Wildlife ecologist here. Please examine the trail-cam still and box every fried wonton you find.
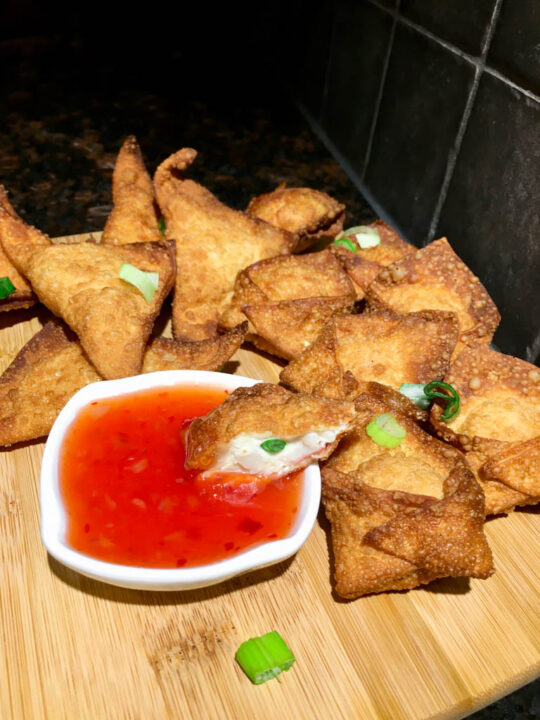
[0,184,50,280]
[353,381,429,424]
[185,383,356,478]
[0,207,176,379]
[365,238,500,355]
[322,395,493,598]
[219,250,355,358]
[429,345,540,514]
[0,318,248,445]
[153,148,294,341]
[242,296,354,360]
[101,136,162,245]
[0,244,35,311]
[0,322,101,446]
[331,220,414,300]
[246,184,345,252]
[141,322,247,373]
[280,310,459,399]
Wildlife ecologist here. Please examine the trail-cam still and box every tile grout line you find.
[320,9,340,124]
[483,66,540,103]
[365,0,539,102]
[425,0,505,243]
[361,0,400,180]
[294,97,413,242]
[366,0,478,65]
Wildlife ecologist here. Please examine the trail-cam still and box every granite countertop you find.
[0,33,537,720]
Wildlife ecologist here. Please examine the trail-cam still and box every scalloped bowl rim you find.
[40,370,321,590]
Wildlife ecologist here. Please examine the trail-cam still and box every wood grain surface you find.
[0,234,538,720]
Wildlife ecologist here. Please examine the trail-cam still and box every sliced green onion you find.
[399,383,431,410]
[354,227,381,249]
[0,277,16,300]
[158,217,166,235]
[236,631,295,684]
[336,225,381,249]
[333,237,357,253]
[260,438,286,454]
[424,381,460,422]
[119,263,159,303]
[366,413,406,449]
[337,225,371,238]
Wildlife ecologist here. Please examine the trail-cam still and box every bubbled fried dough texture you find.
[19,241,175,380]
[365,237,500,354]
[322,399,493,598]
[0,185,50,284]
[219,249,355,331]
[153,148,294,341]
[185,383,356,471]
[101,136,161,245]
[326,395,462,498]
[331,220,414,299]
[0,322,101,446]
[242,296,354,360]
[246,185,345,252]
[430,345,540,513]
[141,322,247,373]
[280,310,459,398]
[0,244,35,311]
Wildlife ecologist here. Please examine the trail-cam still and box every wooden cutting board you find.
[0,234,538,720]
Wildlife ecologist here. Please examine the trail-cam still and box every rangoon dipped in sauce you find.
[60,385,303,568]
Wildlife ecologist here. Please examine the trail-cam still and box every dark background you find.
[0,2,539,717]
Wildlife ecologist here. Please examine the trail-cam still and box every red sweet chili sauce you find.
[60,385,302,568]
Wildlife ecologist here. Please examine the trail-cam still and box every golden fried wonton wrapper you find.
[331,220,414,300]
[246,184,345,252]
[186,383,356,475]
[0,206,176,379]
[365,238,500,355]
[322,395,493,598]
[0,185,50,281]
[242,296,354,360]
[430,345,540,514]
[0,187,37,310]
[101,136,162,245]
[280,310,459,399]
[0,244,35,312]
[0,320,248,446]
[141,322,247,373]
[153,148,294,341]
[220,250,355,359]
[0,322,101,446]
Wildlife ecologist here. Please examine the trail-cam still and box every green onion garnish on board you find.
[260,438,287,454]
[235,631,295,684]
[158,217,166,236]
[366,413,406,449]
[424,381,460,422]
[399,383,431,410]
[118,264,159,303]
[333,237,357,253]
[0,277,16,300]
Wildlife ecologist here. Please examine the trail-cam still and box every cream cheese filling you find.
[205,425,348,477]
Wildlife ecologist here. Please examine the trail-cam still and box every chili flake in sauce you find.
[60,385,301,568]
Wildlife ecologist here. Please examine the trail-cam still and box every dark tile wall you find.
[295,0,540,364]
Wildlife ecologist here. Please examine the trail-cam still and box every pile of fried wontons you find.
[0,136,538,599]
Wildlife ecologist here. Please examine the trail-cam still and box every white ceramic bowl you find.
[40,370,321,591]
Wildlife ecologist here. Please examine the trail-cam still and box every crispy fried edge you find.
[0,321,101,446]
[365,238,500,348]
[102,135,161,245]
[142,322,247,373]
[185,382,356,470]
